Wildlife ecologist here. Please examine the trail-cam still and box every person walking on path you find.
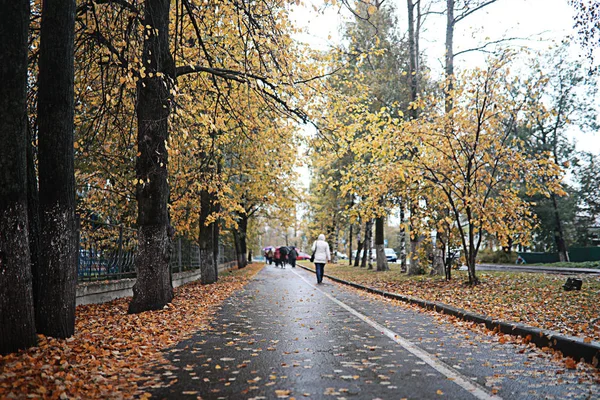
[288,246,298,268]
[274,247,282,267]
[280,246,289,268]
[311,234,331,284]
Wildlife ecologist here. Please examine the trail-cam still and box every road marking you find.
[292,269,502,400]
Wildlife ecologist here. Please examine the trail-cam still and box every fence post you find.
[117,225,123,275]
[178,237,182,273]
[76,214,81,279]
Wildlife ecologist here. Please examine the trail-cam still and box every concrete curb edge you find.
[298,264,600,369]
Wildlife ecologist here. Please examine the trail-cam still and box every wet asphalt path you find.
[151,265,599,399]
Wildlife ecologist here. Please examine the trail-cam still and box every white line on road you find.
[292,269,502,400]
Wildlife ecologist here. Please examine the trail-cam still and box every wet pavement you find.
[150,265,599,399]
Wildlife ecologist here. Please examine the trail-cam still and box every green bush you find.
[477,249,518,264]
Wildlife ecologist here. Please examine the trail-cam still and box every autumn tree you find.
[405,54,564,284]
[0,0,38,354]
[72,0,312,310]
[315,0,410,271]
[519,45,598,260]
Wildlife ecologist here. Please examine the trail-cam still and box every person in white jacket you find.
[311,234,331,284]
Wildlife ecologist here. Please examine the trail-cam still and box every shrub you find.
[477,249,518,264]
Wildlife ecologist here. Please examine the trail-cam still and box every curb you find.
[299,264,600,369]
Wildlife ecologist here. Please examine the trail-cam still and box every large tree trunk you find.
[199,188,217,284]
[36,0,78,336]
[551,193,569,262]
[0,0,38,354]
[375,217,389,271]
[27,124,42,315]
[128,0,175,313]
[232,214,248,269]
[237,215,248,268]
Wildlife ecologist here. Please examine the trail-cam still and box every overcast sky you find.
[290,0,599,156]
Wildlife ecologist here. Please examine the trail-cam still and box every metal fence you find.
[77,218,233,282]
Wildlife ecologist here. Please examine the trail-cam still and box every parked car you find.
[384,248,398,263]
[296,251,311,260]
[335,251,348,260]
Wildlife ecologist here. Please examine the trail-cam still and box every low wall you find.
[76,262,238,306]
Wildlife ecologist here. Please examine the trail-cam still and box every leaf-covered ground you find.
[0,264,262,399]
[315,263,600,342]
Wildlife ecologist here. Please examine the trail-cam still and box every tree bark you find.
[27,123,42,315]
[431,232,445,276]
[234,214,248,269]
[354,237,363,267]
[552,193,570,262]
[36,0,78,336]
[199,188,217,284]
[128,0,175,313]
[375,216,389,271]
[361,220,372,269]
[399,205,407,272]
[0,0,38,354]
[407,0,419,119]
[348,224,353,266]
[445,0,455,113]
[407,205,422,275]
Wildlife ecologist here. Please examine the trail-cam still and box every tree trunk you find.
[466,214,480,285]
[0,0,38,354]
[27,124,42,315]
[348,224,353,265]
[407,236,421,275]
[445,0,455,113]
[213,217,220,279]
[551,193,570,262]
[431,232,445,276]
[407,206,421,275]
[375,217,389,271]
[354,238,363,267]
[407,0,419,119]
[399,205,407,272]
[233,230,242,268]
[128,0,175,313]
[199,188,218,284]
[361,220,372,269]
[36,0,78,336]
[235,214,248,269]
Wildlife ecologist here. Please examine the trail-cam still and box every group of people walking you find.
[264,233,331,284]
[265,245,298,269]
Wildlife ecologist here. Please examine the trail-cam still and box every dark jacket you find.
[288,248,298,260]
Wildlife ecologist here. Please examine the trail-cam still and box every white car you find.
[384,248,398,262]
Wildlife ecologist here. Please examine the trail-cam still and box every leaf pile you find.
[321,264,600,342]
[0,264,262,399]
